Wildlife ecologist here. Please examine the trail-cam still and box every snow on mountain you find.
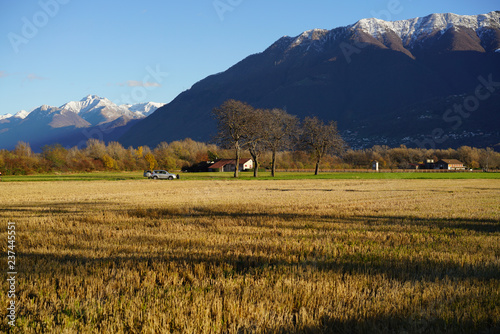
[60,95,132,124]
[56,95,167,125]
[352,11,500,47]
[289,29,329,49]
[60,94,115,114]
[1,95,165,126]
[0,95,167,150]
[0,110,31,122]
[59,95,165,120]
[28,105,61,120]
[282,11,500,53]
[14,110,30,119]
[120,102,166,117]
[283,27,349,53]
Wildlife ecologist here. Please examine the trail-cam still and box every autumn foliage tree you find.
[144,152,158,170]
[42,144,68,170]
[101,154,116,169]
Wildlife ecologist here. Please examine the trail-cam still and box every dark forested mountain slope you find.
[121,11,500,149]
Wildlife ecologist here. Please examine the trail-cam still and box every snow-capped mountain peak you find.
[82,94,100,101]
[1,95,165,129]
[276,11,500,57]
[14,110,30,119]
[1,110,30,122]
[61,95,115,114]
[30,105,58,117]
[0,95,167,149]
[287,29,330,50]
[57,95,165,119]
[296,29,329,42]
[352,11,500,47]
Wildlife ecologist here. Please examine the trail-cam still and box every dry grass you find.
[1,178,499,333]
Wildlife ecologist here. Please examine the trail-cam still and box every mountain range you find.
[0,95,164,150]
[120,11,500,149]
[2,11,499,151]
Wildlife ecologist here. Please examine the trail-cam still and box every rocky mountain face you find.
[0,95,165,150]
[121,11,500,149]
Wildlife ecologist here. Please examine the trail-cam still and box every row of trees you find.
[0,139,220,175]
[213,100,345,177]
[344,145,499,170]
[1,139,499,176]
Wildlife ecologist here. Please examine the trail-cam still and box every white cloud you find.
[26,73,47,81]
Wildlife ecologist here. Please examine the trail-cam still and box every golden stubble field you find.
[1,178,499,333]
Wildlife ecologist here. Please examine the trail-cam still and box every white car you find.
[146,170,178,180]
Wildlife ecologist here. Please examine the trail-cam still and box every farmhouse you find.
[417,159,465,170]
[435,159,466,170]
[208,159,253,172]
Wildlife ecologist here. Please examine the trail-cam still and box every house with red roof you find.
[208,159,253,172]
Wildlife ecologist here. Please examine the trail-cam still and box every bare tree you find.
[107,141,126,161]
[300,116,345,175]
[479,147,494,171]
[14,141,33,157]
[263,108,298,177]
[245,108,268,177]
[85,139,107,160]
[212,99,253,178]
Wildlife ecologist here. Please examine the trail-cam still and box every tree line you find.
[0,139,218,175]
[1,139,499,176]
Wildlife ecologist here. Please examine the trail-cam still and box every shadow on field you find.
[21,239,500,283]
[17,245,500,333]
[272,314,500,334]
[3,201,498,234]
[16,251,500,333]
[11,202,500,283]
[0,201,113,215]
[357,215,500,233]
[126,206,500,233]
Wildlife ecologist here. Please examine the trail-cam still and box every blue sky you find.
[0,0,498,115]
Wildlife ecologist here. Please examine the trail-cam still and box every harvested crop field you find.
[1,178,499,333]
